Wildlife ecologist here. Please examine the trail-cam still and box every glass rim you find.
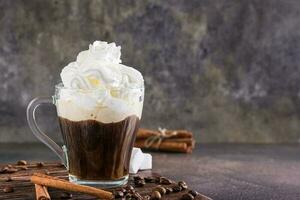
[55,82,144,91]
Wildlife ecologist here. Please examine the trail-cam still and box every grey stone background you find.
[1,0,300,143]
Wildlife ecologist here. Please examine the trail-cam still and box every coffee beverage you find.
[58,115,140,180]
[57,41,144,185]
[27,41,144,187]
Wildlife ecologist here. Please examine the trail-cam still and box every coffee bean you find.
[144,176,156,183]
[178,181,188,190]
[151,191,161,200]
[159,177,172,185]
[153,186,166,195]
[172,185,182,192]
[181,193,194,200]
[60,192,72,199]
[188,190,199,197]
[144,195,151,200]
[114,190,124,198]
[178,181,187,185]
[133,176,143,181]
[120,187,127,194]
[132,192,143,200]
[165,187,173,194]
[125,185,134,190]
[0,167,8,173]
[7,165,12,168]
[17,160,27,165]
[36,162,45,167]
[154,177,161,183]
[3,185,14,193]
[125,193,132,199]
[125,185,134,192]
[135,179,146,187]
[131,193,138,197]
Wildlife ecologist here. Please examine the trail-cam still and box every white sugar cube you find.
[129,147,145,174]
[140,153,152,170]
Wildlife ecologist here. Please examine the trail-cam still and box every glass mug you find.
[27,83,144,187]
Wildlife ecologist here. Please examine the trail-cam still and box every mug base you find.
[69,174,128,188]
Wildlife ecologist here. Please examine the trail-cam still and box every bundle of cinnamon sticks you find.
[134,128,196,153]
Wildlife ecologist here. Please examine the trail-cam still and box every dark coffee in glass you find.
[27,84,144,187]
[58,116,140,181]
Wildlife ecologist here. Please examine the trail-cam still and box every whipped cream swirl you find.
[57,41,144,123]
[61,41,143,90]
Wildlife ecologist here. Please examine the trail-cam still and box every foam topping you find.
[57,41,144,123]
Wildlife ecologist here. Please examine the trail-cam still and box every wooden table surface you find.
[1,143,300,200]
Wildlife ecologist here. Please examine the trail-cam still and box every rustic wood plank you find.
[0,162,212,200]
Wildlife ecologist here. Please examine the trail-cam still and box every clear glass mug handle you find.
[26,97,66,166]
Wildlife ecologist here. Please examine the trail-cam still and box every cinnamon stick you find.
[30,173,113,199]
[135,138,195,148]
[134,140,192,153]
[137,128,193,139]
[161,138,196,148]
[34,184,50,200]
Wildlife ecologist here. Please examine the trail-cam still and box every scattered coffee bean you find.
[165,187,173,194]
[188,190,199,197]
[144,176,156,183]
[60,192,72,199]
[172,185,182,192]
[181,193,194,200]
[132,192,143,200]
[178,181,188,190]
[133,175,143,181]
[7,165,12,168]
[125,185,134,192]
[151,191,161,200]
[6,168,18,173]
[135,179,146,187]
[125,193,132,199]
[153,186,166,195]
[3,185,14,193]
[159,177,172,185]
[17,160,27,165]
[114,190,124,198]
[36,162,45,167]
[125,185,134,190]
[120,187,127,194]
[0,167,9,173]
[154,177,161,183]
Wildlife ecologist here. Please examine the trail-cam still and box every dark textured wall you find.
[1,0,300,143]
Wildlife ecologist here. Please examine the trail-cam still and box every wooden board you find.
[0,162,212,200]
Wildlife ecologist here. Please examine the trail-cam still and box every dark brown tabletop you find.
[1,143,300,200]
